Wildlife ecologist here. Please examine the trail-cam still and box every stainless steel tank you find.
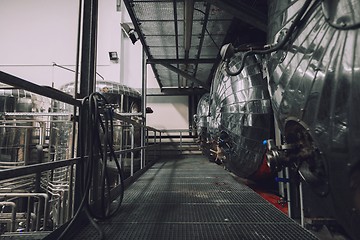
[194,93,211,156]
[0,87,45,168]
[0,88,40,194]
[195,93,210,137]
[0,85,73,231]
[59,81,142,177]
[209,53,273,178]
[60,80,141,112]
[266,0,360,238]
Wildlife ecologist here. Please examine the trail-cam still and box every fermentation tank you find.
[60,81,141,113]
[266,0,360,238]
[209,53,273,178]
[0,87,42,188]
[195,93,210,136]
[194,93,211,156]
[0,84,74,232]
[60,81,142,176]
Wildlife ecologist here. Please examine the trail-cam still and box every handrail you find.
[0,70,164,235]
[0,142,161,182]
[0,201,16,232]
[0,193,49,230]
[0,71,81,107]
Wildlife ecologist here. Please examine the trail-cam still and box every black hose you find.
[57,92,125,240]
[223,0,320,76]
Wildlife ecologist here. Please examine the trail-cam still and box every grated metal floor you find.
[72,155,319,240]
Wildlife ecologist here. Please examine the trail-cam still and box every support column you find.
[141,47,147,167]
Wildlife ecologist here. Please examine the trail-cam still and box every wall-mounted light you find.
[109,51,119,61]
[121,23,138,44]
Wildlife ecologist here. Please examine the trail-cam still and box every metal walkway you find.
[73,155,318,240]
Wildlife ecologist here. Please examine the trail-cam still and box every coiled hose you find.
[57,92,124,240]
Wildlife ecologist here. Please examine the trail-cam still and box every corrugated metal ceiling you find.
[123,0,267,95]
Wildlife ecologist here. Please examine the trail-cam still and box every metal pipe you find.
[130,125,134,177]
[0,201,17,232]
[4,113,72,117]
[67,164,74,219]
[173,0,181,85]
[23,129,30,166]
[299,182,305,227]
[0,158,79,181]
[180,131,183,154]
[173,0,179,60]
[79,0,98,98]
[184,0,194,57]
[154,131,157,159]
[274,118,285,198]
[141,47,147,169]
[0,71,81,107]
[0,193,49,230]
[194,3,211,76]
[285,167,291,218]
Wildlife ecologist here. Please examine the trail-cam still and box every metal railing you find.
[147,129,199,155]
[0,116,162,236]
[0,71,163,237]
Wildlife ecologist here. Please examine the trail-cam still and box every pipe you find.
[0,72,81,107]
[0,193,48,231]
[0,201,17,232]
[184,0,194,58]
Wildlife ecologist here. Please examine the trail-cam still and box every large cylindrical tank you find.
[266,0,360,238]
[195,93,210,139]
[60,81,141,113]
[209,53,273,178]
[194,93,211,156]
[0,87,42,194]
[0,87,45,167]
[59,81,142,176]
[0,85,74,230]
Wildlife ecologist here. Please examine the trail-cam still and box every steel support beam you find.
[79,0,99,98]
[184,0,194,59]
[194,3,211,77]
[160,63,210,90]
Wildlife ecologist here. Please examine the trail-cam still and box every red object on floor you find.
[254,189,288,215]
[251,155,272,180]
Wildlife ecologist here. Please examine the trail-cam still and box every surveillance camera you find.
[121,23,138,44]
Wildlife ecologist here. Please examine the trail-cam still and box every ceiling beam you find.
[184,0,194,59]
[160,63,210,91]
[194,3,211,78]
[205,0,267,32]
[147,58,217,64]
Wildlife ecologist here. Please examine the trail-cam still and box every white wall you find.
[0,0,123,88]
[146,96,189,130]
[0,0,189,130]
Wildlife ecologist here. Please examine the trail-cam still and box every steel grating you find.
[72,155,318,240]
[127,181,253,192]
[123,191,265,204]
[105,203,293,223]
[75,223,318,240]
